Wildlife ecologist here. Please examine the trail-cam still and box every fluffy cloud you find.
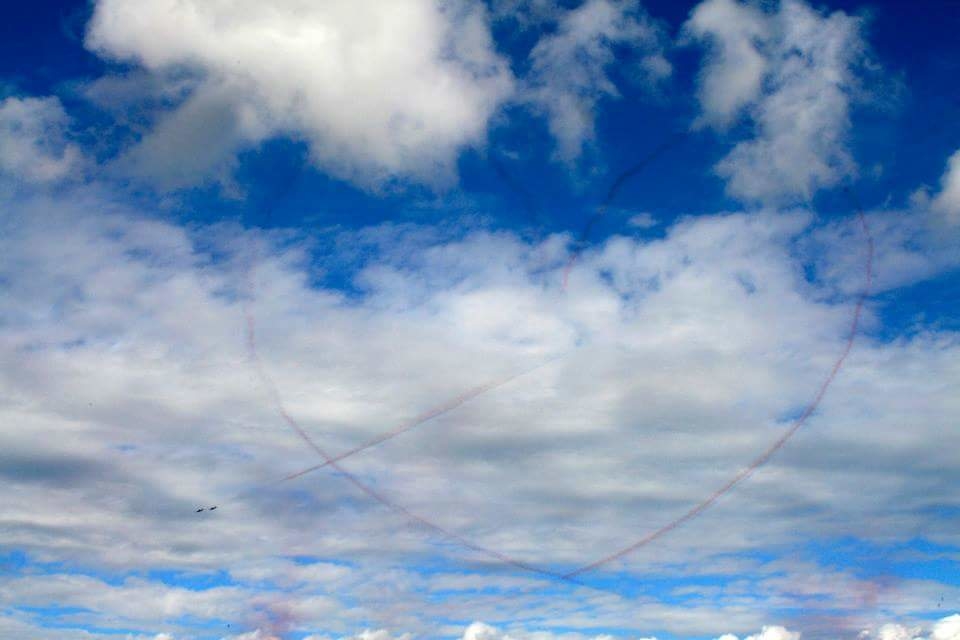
[684,0,769,128]
[876,623,923,640]
[741,628,799,640]
[868,616,960,640]
[932,616,960,640]
[464,622,510,640]
[685,0,867,203]
[525,0,670,163]
[85,0,514,189]
[0,96,83,185]
[930,149,960,225]
[715,628,799,640]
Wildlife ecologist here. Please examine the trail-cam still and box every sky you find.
[1,0,959,639]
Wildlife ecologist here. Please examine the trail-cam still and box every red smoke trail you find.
[563,199,874,578]
[268,354,563,486]
[243,293,567,581]
[398,200,876,625]
[240,179,872,592]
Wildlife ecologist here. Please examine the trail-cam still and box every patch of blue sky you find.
[802,536,960,585]
[144,568,238,590]
[872,267,960,339]
[1,548,243,593]
[29,619,158,638]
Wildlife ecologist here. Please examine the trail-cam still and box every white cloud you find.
[864,616,960,640]
[465,622,512,640]
[685,0,867,203]
[0,96,83,185]
[626,211,658,228]
[85,0,514,189]
[525,0,669,163]
[684,0,769,129]
[932,615,960,640]
[716,627,800,640]
[876,624,923,640]
[930,149,960,225]
[746,628,800,640]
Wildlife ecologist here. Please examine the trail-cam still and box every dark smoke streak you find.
[563,131,686,289]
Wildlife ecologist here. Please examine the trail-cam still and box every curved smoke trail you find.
[563,190,874,578]
[235,138,873,593]
[242,284,568,581]
[241,190,873,585]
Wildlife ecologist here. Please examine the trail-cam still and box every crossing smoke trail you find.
[242,133,687,502]
[217,350,566,508]
[373,189,876,626]
[241,283,567,581]
[240,132,687,502]
[239,241,638,600]
[239,185,873,587]
[270,354,563,486]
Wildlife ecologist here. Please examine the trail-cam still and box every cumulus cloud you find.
[930,149,960,225]
[0,96,83,185]
[685,0,867,203]
[932,616,960,640]
[866,616,960,640]
[84,0,514,189]
[464,622,511,640]
[876,623,923,640]
[525,0,670,163]
[735,627,800,640]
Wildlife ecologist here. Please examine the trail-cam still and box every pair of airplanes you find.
[195,506,217,513]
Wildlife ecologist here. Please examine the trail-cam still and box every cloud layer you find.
[2,177,959,636]
[2,0,959,638]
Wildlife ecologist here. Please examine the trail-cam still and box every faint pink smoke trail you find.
[236,228,561,496]
[240,189,873,589]
[271,354,562,486]
[242,283,567,581]
[564,203,874,578]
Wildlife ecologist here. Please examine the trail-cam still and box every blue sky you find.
[1,1,959,640]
